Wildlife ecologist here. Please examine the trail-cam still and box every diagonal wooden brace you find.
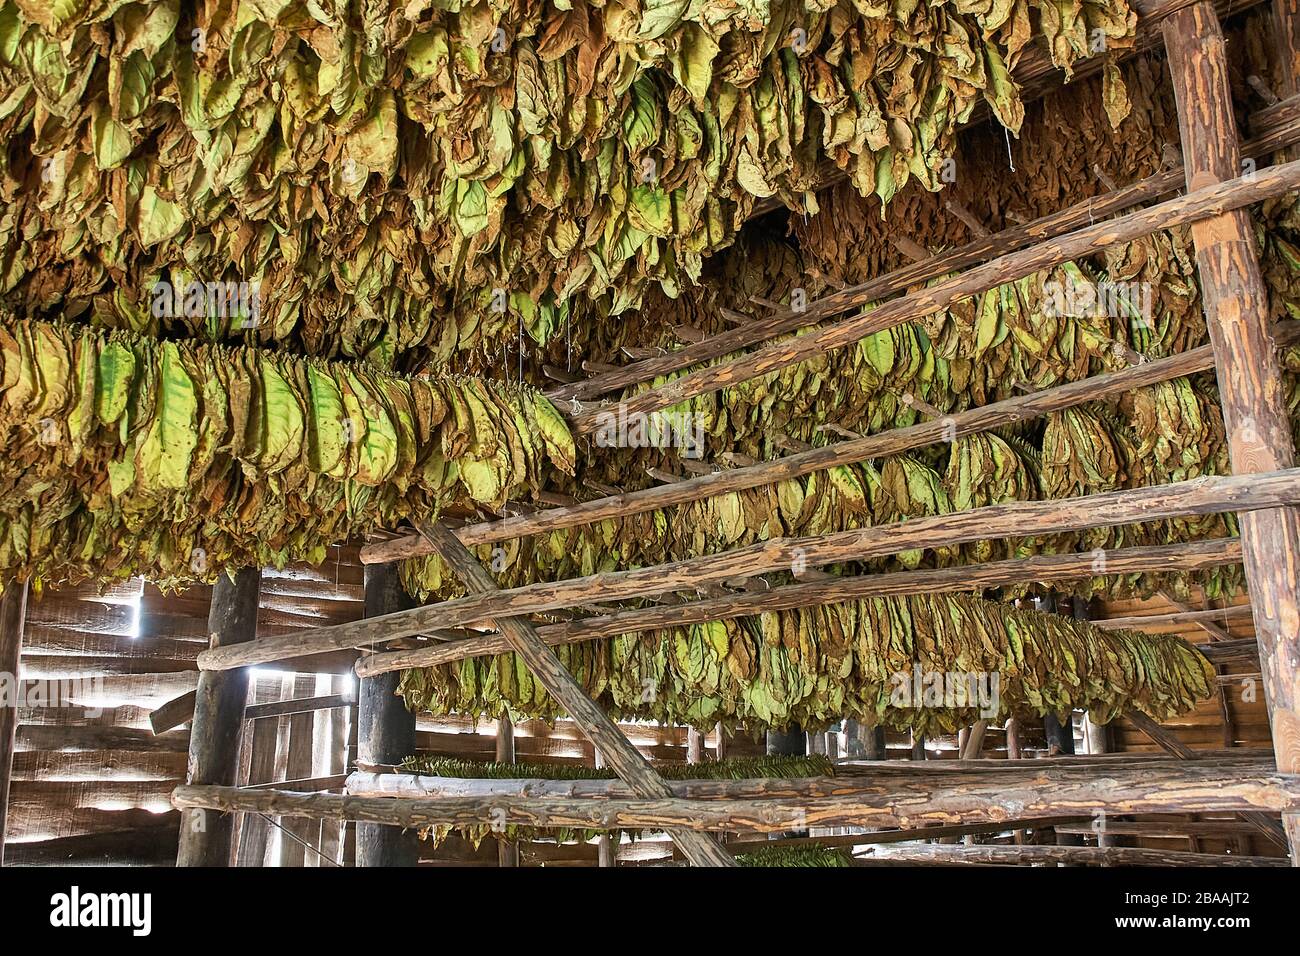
[416,521,735,867]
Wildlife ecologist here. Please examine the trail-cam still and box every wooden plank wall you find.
[4,546,364,866]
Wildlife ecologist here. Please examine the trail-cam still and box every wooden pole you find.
[1273,0,1300,164]
[593,748,615,867]
[365,323,1300,567]
[496,715,519,868]
[0,581,27,867]
[177,567,260,867]
[858,843,1287,867]
[568,160,1300,431]
[356,539,1239,678]
[173,760,1300,834]
[686,728,705,765]
[1127,709,1288,849]
[1163,1,1300,863]
[208,471,1300,674]
[416,522,734,867]
[356,563,420,868]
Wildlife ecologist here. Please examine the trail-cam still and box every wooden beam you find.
[725,817,1093,852]
[172,760,1300,834]
[548,93,1300,406]
[568,160,1300,432]
[0,581,27,867]
[857,843,1288,867]
[356,563,420,868]
[244,694,354,721]
[1164,1,1300,863]
[1054,819,1264,837]
[1127,709,1288,849]
[1095,604,1253,631]
[1273,0,1300,164]
[205,471,1300,674]
[150,690,197,736]
[496,715,519,868]
[416,522,734,867]
[177,567,260,867]
[364,322,1300,567]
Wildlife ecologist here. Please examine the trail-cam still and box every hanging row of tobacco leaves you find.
[0,319,575,590]
[397,42,1300,609]
[0,0,1136,366]
[397,591,1216,733]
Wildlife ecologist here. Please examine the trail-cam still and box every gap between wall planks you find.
[202,470,1300,673]
[549,89,1300,406]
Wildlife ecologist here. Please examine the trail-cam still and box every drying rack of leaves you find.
[394,753,834,848]
[0,319,575,590]
[734,845,854,867]
[397,592,1215,735]
[0,0,1136,366]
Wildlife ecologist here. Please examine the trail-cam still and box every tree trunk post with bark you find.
[177,567,261,867]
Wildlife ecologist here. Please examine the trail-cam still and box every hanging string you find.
[257,813,342,867]
[1004,126,1016,173]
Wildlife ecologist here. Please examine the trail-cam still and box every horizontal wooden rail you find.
[173,759,1300,833]
[857,843,1287,867]
[568,159,1300,432]
[205,470,1300,672]
[1094,604,1253,630]
[355,538,1239,678]
[551,91,1300,405]
[343,753,1272,801]
[364,321,1300,565]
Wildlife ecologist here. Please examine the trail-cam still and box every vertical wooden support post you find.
[863,724,887,760]
[765,726,806,840]
[496,715,519,868]
[178,567,260,867]
[357,562,420,867]
[686,727,704,765]
[1274,1,1300,110]
[910,731,926,761]
[593,747,615,867]
[1164,2,1300,862]
[0,581,27,867]
[713,722,728,761]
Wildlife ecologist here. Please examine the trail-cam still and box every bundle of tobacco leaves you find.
[735,845,854,867]
[397,592,1215,734]
[0,0,1135,365]
[0,318,574,589]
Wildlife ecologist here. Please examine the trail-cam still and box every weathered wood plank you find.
[1164,1,1300,863]
[356,563,420,868]
[173,761,1300,833]
[177,568,260,867]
